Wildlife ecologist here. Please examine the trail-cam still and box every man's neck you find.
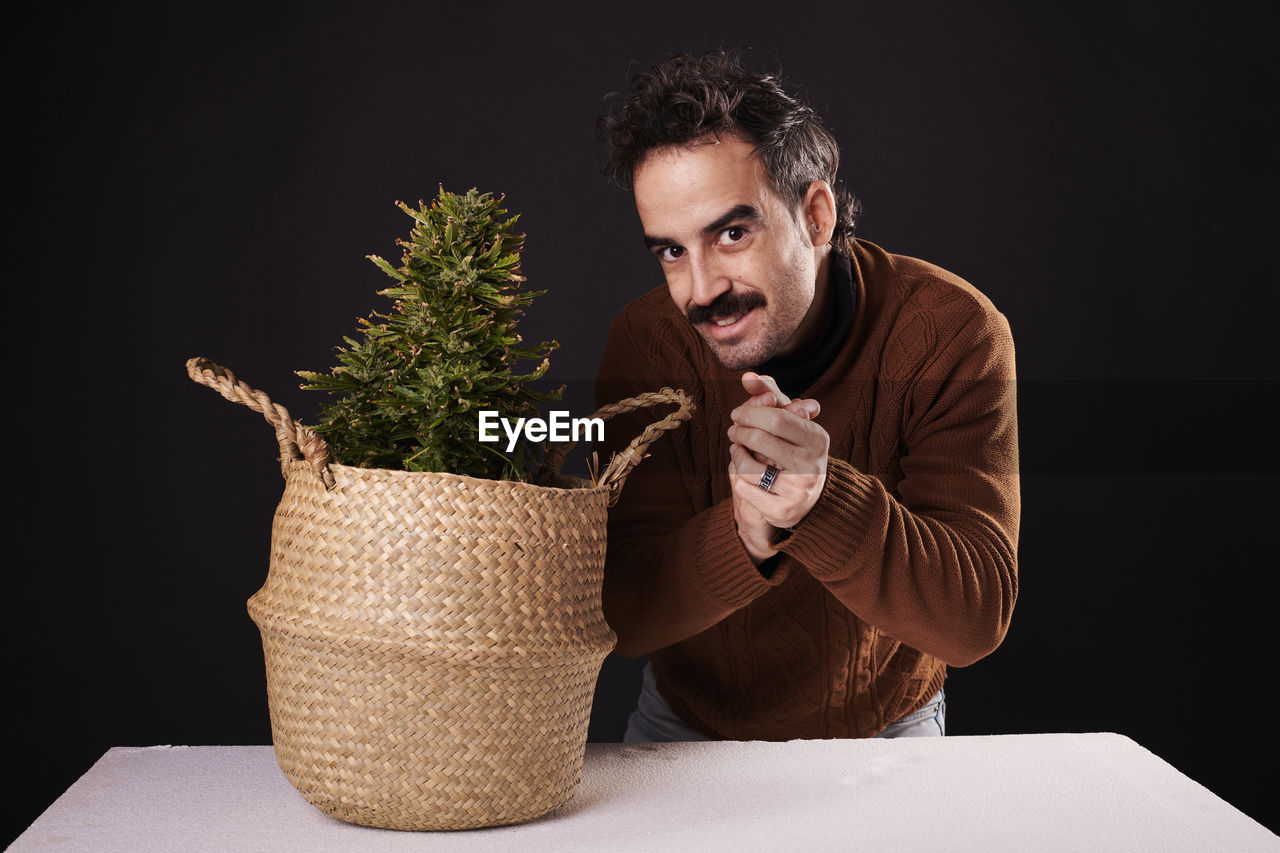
[781,246,833,356]
[757,248,855,400]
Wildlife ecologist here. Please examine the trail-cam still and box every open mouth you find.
[688,291,766,342]
[704,307,756,339]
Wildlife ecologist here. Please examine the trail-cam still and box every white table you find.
[10,734,1276,851]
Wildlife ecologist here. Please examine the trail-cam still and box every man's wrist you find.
[756,552,784,579]
[743,539,777,566]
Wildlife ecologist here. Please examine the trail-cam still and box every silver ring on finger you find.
[757,464,780,492]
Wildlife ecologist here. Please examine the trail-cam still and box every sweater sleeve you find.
[777,308,1020,667]
[595,306,787,657]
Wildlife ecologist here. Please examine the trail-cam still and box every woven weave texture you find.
[252,459,615,830]
[187,357,691,831]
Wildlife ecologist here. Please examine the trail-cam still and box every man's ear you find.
[801,180,838,247]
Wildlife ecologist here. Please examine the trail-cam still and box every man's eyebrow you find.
[643,204,764,251]
[701,204,762,236]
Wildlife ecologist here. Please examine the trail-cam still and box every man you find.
[594,50,1019,742]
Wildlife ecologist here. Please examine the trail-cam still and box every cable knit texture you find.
[595,239,1019,739]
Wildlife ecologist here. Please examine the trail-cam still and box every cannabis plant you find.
[298,187,561,481]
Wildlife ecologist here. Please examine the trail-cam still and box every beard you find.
[685,289,764,327]
[686,287,807,370]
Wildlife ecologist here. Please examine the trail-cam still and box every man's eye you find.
[659,246,684,261]
[719,226,747,245]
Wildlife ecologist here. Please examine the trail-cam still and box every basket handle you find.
[186,357,337,488]
[188,356,691,499]
[539,388,695,506]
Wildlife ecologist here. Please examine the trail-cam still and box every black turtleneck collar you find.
[757,252,857,400]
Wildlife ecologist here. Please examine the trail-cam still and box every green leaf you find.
[368,254,406,281]
[299,185,559,481]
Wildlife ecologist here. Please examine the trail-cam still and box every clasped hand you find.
[728,372,830,564]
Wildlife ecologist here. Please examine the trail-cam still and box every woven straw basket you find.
[187,357,692,831]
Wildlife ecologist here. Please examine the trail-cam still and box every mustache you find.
[686,290,766,326]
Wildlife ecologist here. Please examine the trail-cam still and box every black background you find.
[7,0,1278,844]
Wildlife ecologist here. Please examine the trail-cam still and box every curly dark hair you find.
[597,50,860,254]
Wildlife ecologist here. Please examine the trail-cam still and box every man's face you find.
[632,134,819,370]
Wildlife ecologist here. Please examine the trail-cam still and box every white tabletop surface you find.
[10,734,1277,852]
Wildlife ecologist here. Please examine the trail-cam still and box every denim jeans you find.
[623,661,946,742]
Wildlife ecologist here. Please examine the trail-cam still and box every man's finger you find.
[744,390,779,409]
[732,441,778,468]
[730,404,825,449]
[784,398,820,420]
[730,424,810,472]
[729,446,783,498]
[741,371,791,408]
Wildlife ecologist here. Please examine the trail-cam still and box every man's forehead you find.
[637,131,758,173]
[633,144,789,247]
[634,135,773,217]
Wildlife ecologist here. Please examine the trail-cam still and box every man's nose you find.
[689,252,731,307]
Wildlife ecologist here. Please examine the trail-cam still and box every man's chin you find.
[701,336,769,371]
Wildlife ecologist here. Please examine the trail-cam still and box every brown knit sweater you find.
[594,239,1019,740]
